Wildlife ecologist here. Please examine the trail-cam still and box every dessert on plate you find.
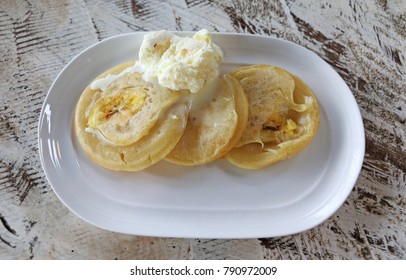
[74,30,320,171]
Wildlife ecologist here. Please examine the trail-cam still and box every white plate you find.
[38,32,364,238]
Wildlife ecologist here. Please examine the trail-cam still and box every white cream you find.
[165,97,191,128]
[189,76,220,111]
[85,127,118,146]
[90,62,143,91]
[139,29,223,93]
[90,30,223,95]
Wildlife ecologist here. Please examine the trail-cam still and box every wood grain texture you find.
[0,0,405,259]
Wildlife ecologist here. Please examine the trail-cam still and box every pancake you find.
[165,74,248,166]
[74,61,189,171]
[226,65,320,169]
[84,62,182,147]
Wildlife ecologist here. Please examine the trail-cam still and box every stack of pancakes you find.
[75,62,319,171]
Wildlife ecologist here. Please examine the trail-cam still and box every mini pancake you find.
[74,61,189,171]
[85,62,182,147]
[226,65,320,169]
[165,74,248,166]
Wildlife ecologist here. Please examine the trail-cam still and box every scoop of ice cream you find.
[138,29,223,93]
[138,30,176,82]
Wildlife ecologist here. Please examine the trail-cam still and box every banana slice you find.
[87,86,147,129]
[85,64,182,147]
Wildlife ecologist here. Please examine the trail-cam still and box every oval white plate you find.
[38,32,364,238]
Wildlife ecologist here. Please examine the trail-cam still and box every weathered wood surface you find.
[0,0,405,259]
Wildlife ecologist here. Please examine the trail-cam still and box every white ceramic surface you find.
[38,32,365,238]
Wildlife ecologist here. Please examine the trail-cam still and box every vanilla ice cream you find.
[138,29,223,93]
[91,29,223,94]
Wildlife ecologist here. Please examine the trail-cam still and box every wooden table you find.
[0,0,405,260]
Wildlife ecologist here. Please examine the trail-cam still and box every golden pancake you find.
[165,74,248,166]
[226,65,320,169]
[74,61,189,171]
[85,62,182,147]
